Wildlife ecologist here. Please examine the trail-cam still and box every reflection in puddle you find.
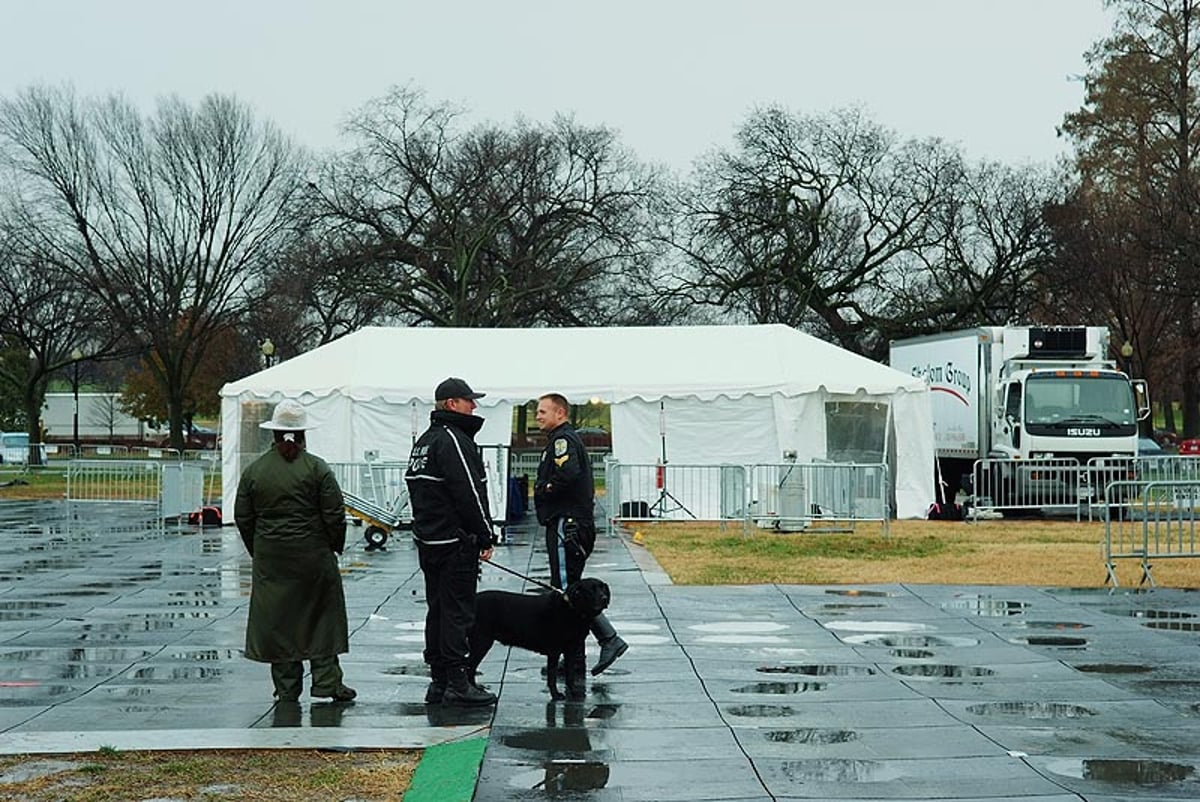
[382,664,430,677]
[1010,635,1088,647]
[765,729,859,744]
[731,681,827,694]
[726,704,796,717]
[890,649,935,659]
[940,597,1029,616]
[1101,608,1195,619]
[824,589,892,597]
[780,758,904,783]
[129,666,225,681]
[892,664,996,679]
[697,635,787,644]
[0,601,66,610]
[0,648,155,662]
[824,621,931,633]
[966,702,1097,719]
[1005,621,1091,630]
[842,633,976,647]
[758,664,875,676]
[820,603,885,610]
[1144,620,1200,632]
[1045,758,1195,784]
[1073,663,1153,674]
[524,761,610,792]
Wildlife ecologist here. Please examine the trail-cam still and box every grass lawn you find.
[628,517,1200,589]
[0,748,418,801]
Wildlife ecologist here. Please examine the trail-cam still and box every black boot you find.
[442,666,496,706]
[590,613,628,676]
[425,665,447,705]
[565,652,587,701]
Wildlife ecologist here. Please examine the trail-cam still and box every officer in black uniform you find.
[534,392,627,696]
[406,377,498,707]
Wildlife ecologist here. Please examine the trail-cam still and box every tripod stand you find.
[649,401,695,519]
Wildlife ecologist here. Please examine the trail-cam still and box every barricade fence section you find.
[1104,478,1200,589]
[605,460,889,534]
[748,462,889,532]
[329,462,410,520]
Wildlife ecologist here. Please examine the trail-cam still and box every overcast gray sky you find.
[0,1,1114,170]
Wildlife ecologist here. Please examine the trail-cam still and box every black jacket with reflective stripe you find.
[405,410,495,547]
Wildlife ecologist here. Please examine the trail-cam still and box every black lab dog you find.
[469,578,610,700]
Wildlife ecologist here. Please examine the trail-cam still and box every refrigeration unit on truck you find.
[889,326,1150,508]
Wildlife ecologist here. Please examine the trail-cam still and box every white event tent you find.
[219,324,935,521]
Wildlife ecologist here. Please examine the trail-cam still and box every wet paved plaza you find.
[2,498,1200,800]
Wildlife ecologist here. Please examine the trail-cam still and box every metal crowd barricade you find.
[747,462,889,533]
[605,460,888,535]
[971,458,1103,520]
[329,461,412,524]
[65,458,208,525]
[1104,478,1200,589]
[606,462,746,525]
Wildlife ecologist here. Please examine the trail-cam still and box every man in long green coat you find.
[235,399,355,703]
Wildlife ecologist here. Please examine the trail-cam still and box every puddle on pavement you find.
[841,634,979,648]
[726,703,796,717]
[732,681,827,694]
[382,664,430,677]
[823,621,932,633]
[502,728,597,752]
[164,649,240,661]
[128,666,226,681]
[1100,608,1195,619]
[1045,758,1195,784]
[819,603,886,611]
[892,664,996,679]
[509,760,610,792]
[758,664,876,677]
[0,601,66,610]
[1005,621,1091,630]
[966,701,1097,719]
[765,728,859,744]
[1072,663,1153,674]
[940,597,1030,616]
[824,589,893,597]
[890,648,935,659]
[1143,620,1200,632]
[780,758,904,783]
[1010,635,1088,647]
[0,648,155,662]
[689,622,788,633]
[0,684,80,706]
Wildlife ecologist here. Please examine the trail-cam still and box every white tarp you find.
[219,324,935,520]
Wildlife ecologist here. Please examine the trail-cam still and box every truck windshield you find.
[1024,374,1135,426]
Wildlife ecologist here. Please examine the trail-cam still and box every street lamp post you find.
[70,347,83,456]
[261,338,276,368]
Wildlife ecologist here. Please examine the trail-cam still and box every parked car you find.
[0,432,48,465]
[157,425,219,450]
[1179,438,1200,456]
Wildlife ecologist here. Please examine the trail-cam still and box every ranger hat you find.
[435,377,486,401]
[259,399,313,430]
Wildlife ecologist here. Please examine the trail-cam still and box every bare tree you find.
[1061,0,1200,434]
[312,87,666,328]
[669,107,1053,359]
[0,86,305,449]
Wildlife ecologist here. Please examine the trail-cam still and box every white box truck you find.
[889,326,1150,506]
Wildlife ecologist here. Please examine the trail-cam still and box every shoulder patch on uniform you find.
[554,438,568,457]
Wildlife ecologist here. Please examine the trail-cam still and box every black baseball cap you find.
[435,377,486,401]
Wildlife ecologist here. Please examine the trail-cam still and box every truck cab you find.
[993,368,1143,461]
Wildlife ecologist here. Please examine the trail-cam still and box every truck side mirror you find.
[1133,379,1151,421]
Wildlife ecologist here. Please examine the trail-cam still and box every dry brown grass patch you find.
[0,748,418,801]
[628,518,1200,588]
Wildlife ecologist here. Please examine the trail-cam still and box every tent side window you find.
[824,401,887,463]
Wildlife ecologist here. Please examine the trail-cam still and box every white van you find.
[0,432,47,465]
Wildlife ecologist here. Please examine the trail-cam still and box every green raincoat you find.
[235,447,349,662]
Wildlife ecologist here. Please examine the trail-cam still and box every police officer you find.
[406,377,497,706]
[534,392,627,694]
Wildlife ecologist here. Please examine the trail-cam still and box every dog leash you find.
[481,557,566,597]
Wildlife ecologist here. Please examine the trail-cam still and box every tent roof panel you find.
[220,324,926,404]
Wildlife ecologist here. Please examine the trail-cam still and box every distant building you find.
[42,392,151,442]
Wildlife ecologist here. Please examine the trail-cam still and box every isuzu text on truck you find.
[889,326,1150,509]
